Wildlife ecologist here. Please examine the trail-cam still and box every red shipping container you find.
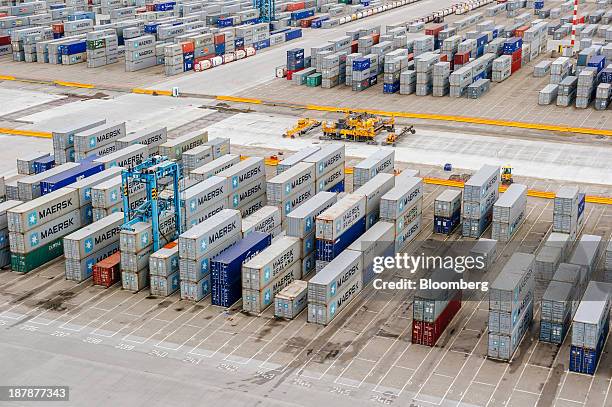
[135,7,146,13]
[439,54,448,62]
[214,34,225,45]
[412,292,462,346]
[511,48,522,62]
[300,16,316,28]
[407,53,414,61]
[372,33,380,45]
[514,25,529,38]
[425,25,444,37]
[454,51,469,65]
[511,59,521,74]
[52,23,64,34]
[286,1,305,11]
[181,41,194,53]
[0,36,10,46]
[350,40,358,53]
[0,12,7,17]
[92,253,121,288]
[145,3,155,11]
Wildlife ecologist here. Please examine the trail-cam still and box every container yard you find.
[1,0,612,404]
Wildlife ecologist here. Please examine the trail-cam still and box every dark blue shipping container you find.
[217,17,233,27]
[492,28,499,39]
[383,82,400,94]
[353,57,370,71]
[434,39,443,50]
[33,155,55,174]
[285,28,303,41]
[311,16,329,28]
[210,232,271,286]
[578,193,585,218]
[369,75,378,86]
[144,23,160,33]
[40,161,104,195]
[50,4,66,9]
[534,1,544,9]
[569,314,609,375]
[60,41,86,55]
[327,180,345,193]
[291,9,314,20]
[588,55,605,73]
[53,33,64,39]
[503,37,522,54]
[214,43,225,55]
[68,11,95,21]
[183,59,193,71]
[473,71,486,81]
[154,2,175,11]
[477,34,488,47]
[476,45,485,58]
[271,28,291,35]
[539,317,570,344]
[316,217,366,262]
[600,68,612,83]
[234,37,245,48]
[254,39,270,50]
[433,209,460,234]
[212,280,242,307]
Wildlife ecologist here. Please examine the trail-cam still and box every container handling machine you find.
[283,118,321,138]
[121,155,184,251]
[322,111,395,143]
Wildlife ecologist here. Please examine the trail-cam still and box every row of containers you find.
[280,2,555,96]
[5,136,612,372]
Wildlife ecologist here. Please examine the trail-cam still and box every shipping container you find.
[182,145,213,171]
[286,191,337,238]
[158,130,208,161]
[316,193,366,241]
[242,236,300,290]
[308,249,362,304]
[93,144,147,169]
[73,121,126,152]
[7,188,81,234]
[181,176,226,218]
[354,173,395,229]
[10,209,84,254]
[11,237,64,273]
[115,127,167,155]
[18,162,80,200]
[211,232,271,286]
[569,235,602,279]
[190,154,241,180]
[488,299,533,361]
[66,167,123,207]
[302,144,345,178]
[347,221,394,286]
[150,272,180,296]
[275,280,308,319]
[353,149,395,188]
[308,276,361,325]
[180,274,211,301]
[227,177,266,210]
[493,184,527,223]
[489,253,535,318]
[380,176,423,220]
[216,157,264,193]
[149,242,179,277]
[572,281,612,349]
[277,146,321,174]
[92,252,121,288]
[463,164,500,202]
[65,241,119,282]
[17,152,50,175]
[267,162,315,203]
[40,161,105,195]
[179,233,240,282]
[122,268,149,292]
[51,119,107,150]
[413,291,461,346]
[535,246,563,281]
[243,261,301,313]
[178,209,241,260]
[242,206,281,237]
[540,280,574,344]
[63,212,123,259]
[205,138,230,160]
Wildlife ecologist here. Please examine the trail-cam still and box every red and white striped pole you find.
[570,0,578,52]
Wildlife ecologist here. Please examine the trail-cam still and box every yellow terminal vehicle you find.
[501,166,514,185]
[322,112,395,143]
[283,118,321,138]
[383,125,416,146]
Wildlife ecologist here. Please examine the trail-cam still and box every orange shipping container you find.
[286,2,305,11]
[181,41,195,53]
[52,23,64,33]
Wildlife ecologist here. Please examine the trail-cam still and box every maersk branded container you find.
[216,157,264,193]
[242,236,300,290]
[121,245,155,273]
[51,118,107,150]
[469,238,497,271]
[115,126,167,155]
[492,184,527,223]
[278,183,317,218]
[242,206,281,237]
[308,249,362,304]
[227,177,266,210]
[8,188,80,233]
[206,138,230,159]
[347,221,394,286]
[302,144,345,178]
[120,221,152,253]
[190,154,240,180]
[182,145,212,171]
[380,176,422,220]
[572,281,612,349]
[569,234,602,279]
[308,276,361,325]
[413,291,462,347]
[179,233,240,282]
[17,152,50,175]
[277,146,321,174]
[40,161,105,195]
[286,191,337,238]
[267,162,315,203]
[122,268,149,292]
[463,164,500,202]
[11,237,64,273]
[92,175,146,209]
[150,272,180,297]
[394,214,422,253]
[158,130,208,161]
[316,193,366,241]
[178,209,241,260]
[488,299,533,361]
[73,121,126,152]
[184,200,227,229]
[352,149,395,189]
[181,176,226,219]
[63,212,123,259]
[275,280,308,319]
[150,243,179,277]
[242,261,301,313]
[434,189,462,218]
[18,162,80,200]
[316,216,366,262]
[65,241,119,282]
[10,209,84,254]
[554,186,580,215]
[180,274,211,301]
[315,165,344,193]
[489,253,535,316]
[65,167,123,207]
[354,173,395,229]
[93,144,147,169]
[238,194,267,219]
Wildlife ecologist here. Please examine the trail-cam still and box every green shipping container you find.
[306,73,322,87]
[87,39,106,50]
[11,238,64,273]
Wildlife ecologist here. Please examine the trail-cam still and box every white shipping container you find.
[93,144,147,169]
[8,188,80,233]
[181,176,227,218]
[242,236,301,290]
[242,206,281,237]
[190,154,241,180]
[303,144,345,178]
[380,176,423,220]
[63,212,123,260]
[216,157,265,193]
[267,162,315,202]
[308,249,362,304]
[178,209,241,260]
[158,130,208,161]
[286,192,338,238]
[316,193,366,241]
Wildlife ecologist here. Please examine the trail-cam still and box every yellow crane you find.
[283,118,321,138]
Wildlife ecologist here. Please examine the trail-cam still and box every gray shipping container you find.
[178,209,241,260]
[18,162,80,200]
[190,154,240,180]
[308,249,362,304]
[182,145,213,171]
[464,164,500,202]
[66,167,124,208]
[489,253,535,314]
[150,244,179,277]
[93,144,148,169]
[434,189,462,218]
[277,146,321,174]
[8,188,80,233]
[353,149,395,188]
[216,157,264,193]
[181,176,226,219]
[242,236,300,290]
[242,261,301,313]
[0,201,24,230]
[469,238,497,271]
[51,118,107,150]
[275,280,308,319]
[266,162,315,203]
[286,192,338,238]
[569,234,602,278]
[303,144,345,178]
[63,212,123,260]
[65,241,119,282]
[242,206,281,237]
[380,176,423,220]
[308,276,362,325]
[541,280,574,323]
[205,137,230,159]
[17,152,50,175]
[492,184,527,224]
[115,126,167,154]
[10,209,83,254]
[74,121,126,152]
[158,130,208,161]
[316,193,366,241]
[571,281,612,349]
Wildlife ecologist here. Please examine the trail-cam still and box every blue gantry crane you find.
[121,155,183,252]
[253,0,275,22]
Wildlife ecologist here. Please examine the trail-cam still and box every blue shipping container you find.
[33,156,55,174]
[353,57,370,71]
[217,17,233,27]
[569,314,609,375]
[212,280,242,307]
[210,232,271,285]
[254,39,270,50]
[327,180,345,193]
[600,68,612,84]
[61,41,87,55]
[588,55,605,73]
[539,318,570,344]
[285,28,303,41]
[144,23,160,34]
[40,161,104,195]
[503,37,522,54]
[433,209,460,234]
[214,43,225,55]
[316,217,366,262]
[234,37,245,48]
[383,82,400,94]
